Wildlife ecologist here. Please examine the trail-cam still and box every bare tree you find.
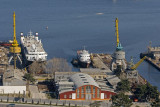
[45,58,72,74]
[28,61,46,74]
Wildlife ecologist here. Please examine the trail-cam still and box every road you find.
[0,103,60,107]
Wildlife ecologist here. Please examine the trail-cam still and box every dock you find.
[140,45,160,71]
[92,53,147,85]
[145,57,160,71]
[140,52,160,71]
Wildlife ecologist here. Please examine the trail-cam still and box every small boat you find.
[77,48,91,68]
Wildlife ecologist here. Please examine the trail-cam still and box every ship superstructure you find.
[20,31,47,62]
[77,48,91,68]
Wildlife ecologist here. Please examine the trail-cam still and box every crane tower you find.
[111,18,126,71]
[9,12,22,69]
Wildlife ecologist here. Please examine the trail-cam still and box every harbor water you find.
[0,0,160,90]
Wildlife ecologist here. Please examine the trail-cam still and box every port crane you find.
[115,18,123,50]
[9,12,22,69]
[126,56,147,82]
[129,56,147,70]
[111,18,126,71]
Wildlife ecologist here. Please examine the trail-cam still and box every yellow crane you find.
[130,56,147,70]
[9,12,21,69]
[115,17,119,47]
[115,18,123,50]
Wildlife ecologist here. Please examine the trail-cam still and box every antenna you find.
[83,46,86,50]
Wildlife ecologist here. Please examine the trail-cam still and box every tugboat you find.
[77,47,91,68]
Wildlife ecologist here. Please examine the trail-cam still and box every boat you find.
[77,48,91,68]
[20,31,47,65]
[0,41,12,47]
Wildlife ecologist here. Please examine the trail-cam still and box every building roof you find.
[106,75,121,89]
[3,67,26,86]
[80,68,110,74]
[70,73,99,88]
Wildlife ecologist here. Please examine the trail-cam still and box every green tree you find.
[114,65,122,76]
[24,73,35,84]
[116,79,130,92]
[111,93,132,107]
[134,83,159,102]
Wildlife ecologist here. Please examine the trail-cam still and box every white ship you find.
[20,31,47,63]
[77,48,91,68]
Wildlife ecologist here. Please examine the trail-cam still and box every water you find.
[0,0,160,89]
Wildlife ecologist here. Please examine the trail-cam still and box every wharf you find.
[92,53,147,85]
[91,54,121,89]
[140,52,160,71]
[91,54,112,70]
[145,57,160,71]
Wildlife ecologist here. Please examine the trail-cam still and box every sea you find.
[0,0,160,90]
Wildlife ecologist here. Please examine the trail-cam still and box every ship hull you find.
[20,44,33,66]
[78,60,90,68]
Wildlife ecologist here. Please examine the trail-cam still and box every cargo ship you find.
[20,31,47,65]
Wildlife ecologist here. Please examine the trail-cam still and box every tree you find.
[45,58,72,74]
[28,61,46,74]
[134,83,159,102]
[24,73,35,84]
[116,79,130,92]
[111,93,132,107]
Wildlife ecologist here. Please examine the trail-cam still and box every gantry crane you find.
[9,12,22,69]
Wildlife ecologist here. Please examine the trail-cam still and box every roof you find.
[106,75,121,89]
[70,73,99,88]
[80,68,110,74]
[3,67,26,86]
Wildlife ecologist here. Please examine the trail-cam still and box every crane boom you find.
[115,18,119,47]
[12,11,18,47]
[130,56,146,70]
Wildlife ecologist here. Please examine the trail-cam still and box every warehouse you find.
[55,72,116,100]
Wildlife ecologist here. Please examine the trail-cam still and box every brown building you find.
[55,73,116,100]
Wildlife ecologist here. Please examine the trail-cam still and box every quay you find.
[140,45,160,71]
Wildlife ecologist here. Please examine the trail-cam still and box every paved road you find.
[0,96,112,107]
[0,103,61,107]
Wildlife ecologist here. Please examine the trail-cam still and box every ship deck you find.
[21,36,46,54]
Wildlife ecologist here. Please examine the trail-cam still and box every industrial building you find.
[54,72,116,100]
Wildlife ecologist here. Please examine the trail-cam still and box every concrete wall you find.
[0,86,26,94]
